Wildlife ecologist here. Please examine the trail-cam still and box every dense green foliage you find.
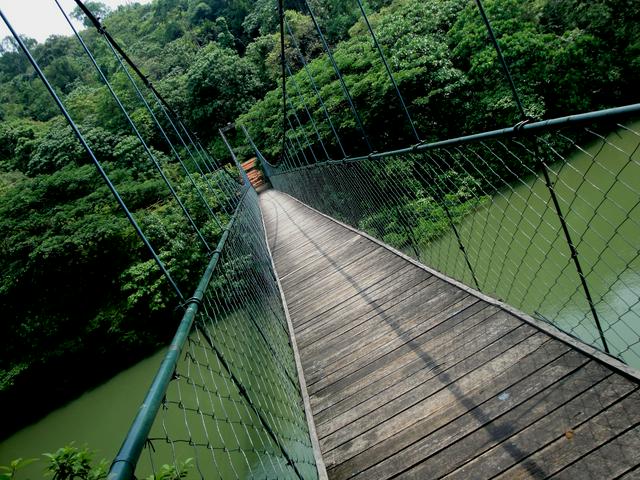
[0,444,190,479]
[0,0,373,439]
[241,0,640,157]
[0,0,255,437]
[0,0,638,440]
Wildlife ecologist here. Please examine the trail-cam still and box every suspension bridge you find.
[2,0,640,479]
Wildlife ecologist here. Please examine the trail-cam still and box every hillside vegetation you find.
[0,0,638,437]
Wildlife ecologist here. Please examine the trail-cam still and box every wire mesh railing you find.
[264,113,640,368]
[4,0,640,475]
[1,2,319,478]
[113,186,318,480]
[236,0,640,370]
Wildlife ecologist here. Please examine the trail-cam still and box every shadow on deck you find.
[260,189,640,480]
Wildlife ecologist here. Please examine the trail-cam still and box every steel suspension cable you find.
[104,39,224,230]
[0,8,184,300]
[73,0,240,208]
[473,0,610,353]
[72,0,201,147]
[538,149,610,352]
[355,0,420,143]
[304,0,372,152]
[285,63,331,160]
[240,125,275,178]
[280,132,297,168]
[147,90,235,217]
[285,93,319,164]
[185,130,243,208]
[284,17,346,158]
[286,115,312,165]
[278,142,294,169]
[278,0,288,164]
[192,130,241,186]
[55,0,212,253]
[473,0,526,119]
[413,154,481,288]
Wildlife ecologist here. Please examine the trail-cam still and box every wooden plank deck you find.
[259,189,640,480]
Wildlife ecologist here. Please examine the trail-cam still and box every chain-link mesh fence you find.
[268,119,640,367]
[129,187,318,480]
[0,4,319,477]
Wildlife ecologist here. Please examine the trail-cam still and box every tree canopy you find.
[0,0,638,438]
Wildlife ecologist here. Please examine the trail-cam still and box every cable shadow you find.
[261,190,556,478]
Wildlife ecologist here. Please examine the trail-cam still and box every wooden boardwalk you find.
[260,189,640,480]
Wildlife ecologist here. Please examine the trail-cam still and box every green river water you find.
[0,348,167,478]
[1,122,639,477]
[0,308,309,479]
[421,121,640,366]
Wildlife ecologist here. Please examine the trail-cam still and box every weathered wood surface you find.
[260,189,640,480]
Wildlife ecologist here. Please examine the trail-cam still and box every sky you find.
[0,0,153,43]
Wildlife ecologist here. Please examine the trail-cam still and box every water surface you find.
[423,121,640,366]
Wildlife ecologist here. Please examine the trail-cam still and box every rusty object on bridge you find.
[241,157,267,190]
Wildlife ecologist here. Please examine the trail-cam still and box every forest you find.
[1,0,639,440]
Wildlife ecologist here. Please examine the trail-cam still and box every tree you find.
[186,43,261,139]
[2,0,639,442]
[71,1,111,27]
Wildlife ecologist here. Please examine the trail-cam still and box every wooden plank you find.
[619,466,640,479]
[294,267,433,339]
[301,287,472,376]
[287,254,415,309]
[258,190,640,480]
[283,246,393,303]
[271,224,358,259]
[328,336,572,478]
[492,390,640,479]
[372,361,625,479]
[260,198,330,479]
[441,380,638,479]
[300,276,448,369]
[282,189,640,384]
[284,248,399,310]
[263,200,330,225]
[272,226,358,270]
[288,265,409,330]
[322,332,552,466]
[305,291,476,391]
[299,282,437,363]
[275,232,365,276]
[270,220,356,255]
[263,207,337,239]
[310,301,493,404]
[315,312,525,443]
[547,425,640,479]
[313,304,503,424]
[279,237,375,287]
[266,219,345,253]
[295,265,425,344]
[269,222,344,250]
